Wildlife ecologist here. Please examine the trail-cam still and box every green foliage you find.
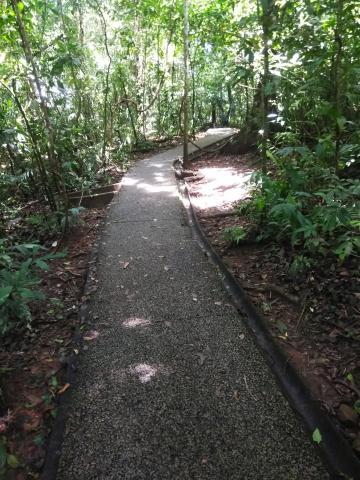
[0,240,64,336]
[240,148,360,264]
[222,226,247,245]
[0,436,20,475]
[312,428,322,444]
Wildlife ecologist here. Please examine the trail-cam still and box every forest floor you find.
[0,207,105,478]
[0,137,183,479]
[187,151,360,456]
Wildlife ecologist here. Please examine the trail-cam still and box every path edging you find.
[40,208,110,480]
[176,160,360,480]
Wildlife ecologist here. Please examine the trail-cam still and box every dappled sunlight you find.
[153,172,169,183]
[136,182,177,195]
[145,162,167,169]
[122,177,140,187]
[110,362,172,384]
[122,317,152,329]
[129,363,172,384]
[191,165,253,211]
[205,127,237,136]
[130,363,158,383]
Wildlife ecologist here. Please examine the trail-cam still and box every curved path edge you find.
[40,132,237,480]
[177,166,360,480]
[41,213,109,480]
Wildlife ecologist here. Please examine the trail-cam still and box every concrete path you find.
[57,130,327,479]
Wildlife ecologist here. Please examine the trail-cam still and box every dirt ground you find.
[188,152,360,456]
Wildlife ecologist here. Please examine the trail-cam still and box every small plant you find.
[0,436,19,475]
[289,255,314,275]
[239,148,360,268]
[0,240,64,336]
[312,428,322,444]
[222,226,247,245]
[62,207,86,229]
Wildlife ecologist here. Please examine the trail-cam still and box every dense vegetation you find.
[1,0,359,350]
[0,0,359,474]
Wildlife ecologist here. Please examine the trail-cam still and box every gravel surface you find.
[57,130,328,479]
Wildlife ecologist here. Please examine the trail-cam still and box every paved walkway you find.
[57,130,327,479]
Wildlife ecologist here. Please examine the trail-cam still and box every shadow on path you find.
[56,130,327,480]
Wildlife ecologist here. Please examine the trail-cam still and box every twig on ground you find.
[296,301,308,331]
[243,283,299,305]
[334,378,360,398]
[243,374,257,401]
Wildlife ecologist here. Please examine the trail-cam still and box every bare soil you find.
[188,152,360,455]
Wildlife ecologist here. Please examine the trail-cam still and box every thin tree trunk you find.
[183,0,190,168]
[11,0,63,198]
[8,80,58,210]
[257,0,271,173]
[119,78,139,143]
[333,0,344,174]
[6,145,16,175]
[58,0,82,125]
[156,27,162,135]
[95,1,112,167]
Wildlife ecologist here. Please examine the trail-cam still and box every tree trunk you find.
[183,0,190,168]
[95,1,112,167]
[11,0,64,199]
[333,0,344,174]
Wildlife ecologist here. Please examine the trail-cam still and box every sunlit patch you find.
[206,127,235,136]
[122,317,152,329]
[148,163,164,169]
[122,177,139,187]
[136,182,177,195]
[111,363,172,383]
[153,172,168,183]
[191,165,253,211]
[130,363,158,383]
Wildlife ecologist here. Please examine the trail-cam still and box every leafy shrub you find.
[0,240,64,336]
[236,148,360,264]
[222,226,247,245]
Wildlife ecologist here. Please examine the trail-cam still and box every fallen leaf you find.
[196,353,206,365]
[7,454,19,469]
[58,383,70,395]
[84,330,100,341]
[312,428,322,444]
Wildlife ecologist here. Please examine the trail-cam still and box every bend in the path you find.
[57,130,327,480]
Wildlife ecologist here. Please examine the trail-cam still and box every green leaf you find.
[0,286,12,305]
[33,434,45,447]
[7,454,19,469]
[336,116,346,132]
[312,428,322,444]
[51,375,58,388]
[35,259,50,271]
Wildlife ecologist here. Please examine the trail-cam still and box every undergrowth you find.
[226,147,360,273]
